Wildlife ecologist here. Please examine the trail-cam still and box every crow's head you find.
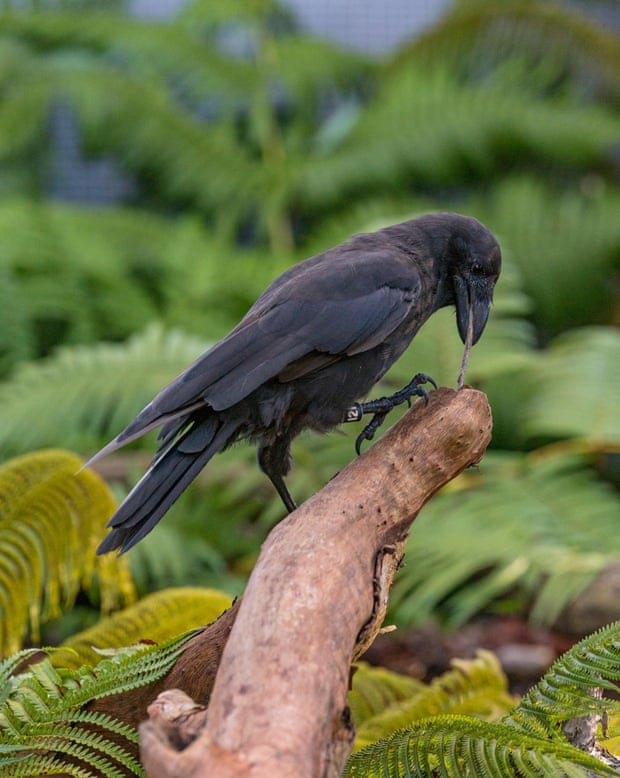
[446,216,501,346]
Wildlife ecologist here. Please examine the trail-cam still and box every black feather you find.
[90,212,501,553]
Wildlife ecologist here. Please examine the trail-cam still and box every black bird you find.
[91,213,500,554]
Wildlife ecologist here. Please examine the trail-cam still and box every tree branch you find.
[138,386,492,778]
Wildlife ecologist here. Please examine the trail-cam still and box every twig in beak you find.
[457,307,474,390]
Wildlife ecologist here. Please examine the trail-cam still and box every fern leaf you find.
[0,198,235,362]
[390,451,620,628]
[0,630,199,775]
[344,714,618,777]
[61,630,203,704]
[180,0,289,26]
[0,265,34,376]
[353,651,515,752]
[348,663,426,730]
[510,620,620,735]
[54,586,232,668]
[61,65,258,221]
[0,450,135,655]
[300,65,620,210]
[0,326,208,455]
[478,178,620,335]
[523,328,620,447]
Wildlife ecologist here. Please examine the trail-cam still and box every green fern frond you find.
[300,65,620,210]
[0,629,199,776]
[0,326,207,455]
[0,60,51,163]
[180,0,288,26]
[54,586,232,668]
[509,620,620,736]
[353,651,515,752]
[0,47,257,224]
[0,650,44,708]
[125,511,246,595]
[0,9,254,99]
[270,35,371,97]
[0,449,135,656]
[478,178,620,334]
[0,198,239,359]
[343,714,618,777]
[523,328,620,448]
[61,66,258,221]
[390,450,620,628]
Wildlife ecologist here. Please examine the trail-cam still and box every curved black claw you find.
[355,412,387,455]
[347,372,438,455]
[404,372,437,401]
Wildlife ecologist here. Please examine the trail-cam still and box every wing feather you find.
[97,249,420,452]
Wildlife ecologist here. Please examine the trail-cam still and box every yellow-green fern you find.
[351,650,515,752]
[54,586,233,668]
[348,663,426,730]
[0,449,135,656]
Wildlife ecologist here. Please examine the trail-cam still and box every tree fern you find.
[0,42,257,227]
[0,449,135,656]
[0,629,200,777]
[1,5,369,102]
[0,7,255,98]
[0,6,368,243]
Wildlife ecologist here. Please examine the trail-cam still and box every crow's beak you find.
[455,277,491,346]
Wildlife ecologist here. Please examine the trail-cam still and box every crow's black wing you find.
[86,249,422,464]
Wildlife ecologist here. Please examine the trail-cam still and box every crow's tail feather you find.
[97,414,241,555]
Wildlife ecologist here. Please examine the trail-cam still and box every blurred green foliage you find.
[0,0,619,638]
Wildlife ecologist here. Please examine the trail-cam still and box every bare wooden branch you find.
[139,386,492,778]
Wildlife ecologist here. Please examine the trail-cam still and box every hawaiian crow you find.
[91,212,501,553]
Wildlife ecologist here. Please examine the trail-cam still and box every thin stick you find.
[457,309,474,390]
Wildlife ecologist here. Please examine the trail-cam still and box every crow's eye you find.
[471,261,483,274]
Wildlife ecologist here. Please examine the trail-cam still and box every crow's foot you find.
[344,373,437,455]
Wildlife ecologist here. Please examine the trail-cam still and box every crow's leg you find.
[257,437,297,513]
[344,373,437,455]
